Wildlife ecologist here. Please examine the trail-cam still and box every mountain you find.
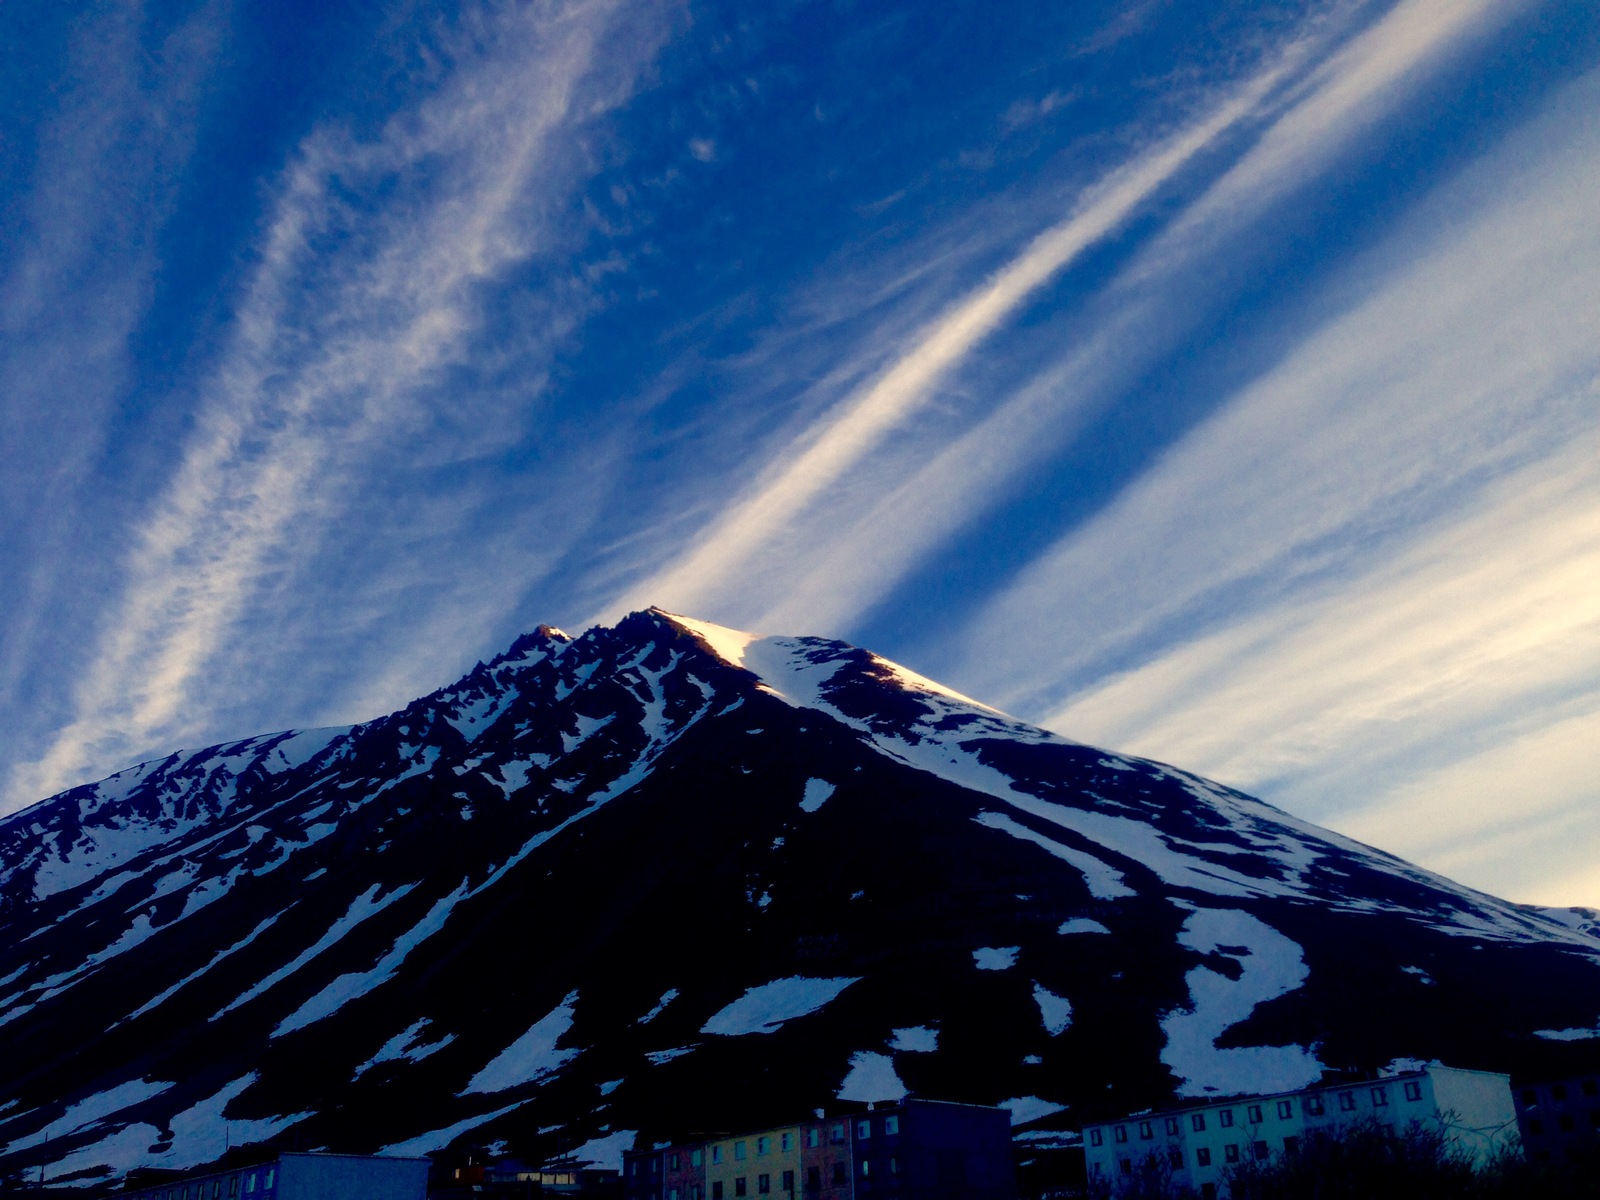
[1,609,1597,1185]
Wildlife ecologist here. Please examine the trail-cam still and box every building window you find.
[1529,1119,1544,1136]
[831,1124,846,1145]
[1202,1185,1216,1200]
[832,1163,847,1185]
[671,1154,680,1171]
[762,1137,775,1156]
[1253,1142,1269,1161]
[1139,1121,1153,1140]
[1167,1150,1182,1170]
[213,1183,220,1199]
[884,1116,898,1136]
[1196,1149,1211,1167]
[693,1150,704,1167]
[1521,1089,1538,1106]
[1192,1114,1206,1132]
[672,1190,681,1200]
[1119,1160,1132,1177]
[263,1172,274,1191]
[1584,1080,1598,1098]
[735,1180,747,1199]
[1371,1087,1389,1107]
[860,1161,870,1178]
[807,1167,821,1191]
[759,1174,771,1194]
[735,1141,748,1161]
[246,1174,257,1194]
[1339,1092,1356,1112]
[1554,1085,1569,1102]
[1089,1129,1102,1147]
[1404,1082,1422,1102]
[712,1183,723,1200]
[1590,1111,1600,1128]
[1219,1110,1234,1128]
[1248,1106,1263,1124]
[856,1120,870,1140]
[782,1171,795,1191]
[1165,1117,1179,1136]
[229,1177,239,1196]
[1304,1096,1325,1116]
[1284,1136,1300,1157]
[782,1133,794,1152]
[654,1161,662,1174]
[1277,1101,1293,1119]
[807,1129,819,1149]
[1115,1126,1128,1143]
[1560,1115,1576,1133]
[713,1146,723,1165]
[888,1159,897,1176]
[1224,1146,1239,1164]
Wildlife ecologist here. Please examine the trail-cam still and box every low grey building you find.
[121,1152,429,1200]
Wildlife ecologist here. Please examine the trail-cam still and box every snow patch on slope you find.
[974,812,1134,900]
[1160,908,1322,1097]
[1033,984,1073,1035]
[800,779,836,812]
[1058,918,1111,935]
[889,1025,938,1052]
[355,1020,457,1077]
[274,881,469,1036]
[212,883,415,1019]
[380,1101,525,1157]
[0,1079,173,1157]
[464,992,580,1094]
[837,1052,907,1103]
[973,946,1018,971]
[1535,1020,1600,1041]
[701,976,861,1036]
[1002,1096,1067,1125]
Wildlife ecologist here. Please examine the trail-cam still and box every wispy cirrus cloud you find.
[0,0,221,730]
[614,0,1525,640]
[608,35,1308,624]
[963,63,1600,902]
[4,0,675,809]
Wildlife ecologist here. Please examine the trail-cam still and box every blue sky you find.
[3,0,1597,906]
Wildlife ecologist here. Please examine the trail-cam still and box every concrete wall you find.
[1427,1066,1519,1165]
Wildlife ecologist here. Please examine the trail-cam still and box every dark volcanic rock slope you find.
[1,610,1597,1183]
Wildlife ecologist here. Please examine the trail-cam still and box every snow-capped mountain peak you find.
[0,611,1596,1185]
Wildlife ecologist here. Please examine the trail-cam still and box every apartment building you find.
[1515,1072,1600,1164]
[1081,1064,1517,1198]
[622,1099,1013,1200]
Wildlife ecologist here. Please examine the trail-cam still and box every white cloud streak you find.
[4,0,673,810]
[0,1,220,719]
[610,39,1306,622]
[609,0,1522,634]
[969,65,1600,903]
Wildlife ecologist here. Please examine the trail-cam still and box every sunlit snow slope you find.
[1,610,1597,1185]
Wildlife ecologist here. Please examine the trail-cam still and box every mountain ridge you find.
[1,609,1596,1184]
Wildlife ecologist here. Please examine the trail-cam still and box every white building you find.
[1081,1063,1518,1198]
